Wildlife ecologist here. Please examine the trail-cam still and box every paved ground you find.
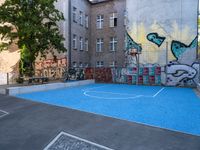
[0,94,200,150]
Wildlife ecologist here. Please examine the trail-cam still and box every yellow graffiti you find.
[127,20,196,64]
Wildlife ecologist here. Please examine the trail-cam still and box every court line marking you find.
[84,91,143,99]
[82,85,110,92]
[85,90,140,96]
[82,85,165,99]
[153,87,165,98]
[43,131,114,150]
[0,109,9,118]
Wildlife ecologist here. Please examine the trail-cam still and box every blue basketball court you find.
[15,83,200,136]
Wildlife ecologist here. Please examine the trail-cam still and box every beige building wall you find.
[0,0,20,85]
[35,0,69,79]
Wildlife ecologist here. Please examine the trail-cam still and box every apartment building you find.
[89,0,126,68]
[69,0,126,68]
[69,0,91,68]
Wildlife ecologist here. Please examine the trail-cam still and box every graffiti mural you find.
[171,37,197,63]
[166,62,199,86]
[111,65,161,85]
[125,32,142,67]
[35,58,67,79]
[63,68,85,81]
[126,0,199,87]
[126,32,142,52]
[85,68,113,83]
[147,33,166,47]
[166,37,199,86]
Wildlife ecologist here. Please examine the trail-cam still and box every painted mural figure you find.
[147,33,166,47]
[171,36,197,61]
[125,32,142,67]
[166,37,199,86]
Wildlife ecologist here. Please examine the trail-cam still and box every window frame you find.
[109,13,117,28]
[96,38,104,52]
[72,34,77,49]
[72,7,77,23]
[96,15,104,29]
[109,37,117,51]
[79,36,83,51]
[79,11,83,26]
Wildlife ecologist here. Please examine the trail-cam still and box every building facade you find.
[89,0,126,68]
[69,0,91,68]
[69,0,126,68]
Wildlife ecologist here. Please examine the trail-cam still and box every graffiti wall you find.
[85,68,113,83]
[126,0,199,87]
[35,58,67,79]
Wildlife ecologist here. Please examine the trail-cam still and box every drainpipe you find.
[68,0,72,68]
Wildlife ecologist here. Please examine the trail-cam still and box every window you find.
[79,62,83,68]
[109,61,117,67]
[96,38,104,52]
[73,7,77,22]
[79,11,83,25]
[124,10,127,26]
[96,61,104,68]
[85,38,89,51]
[72,34,77,49]
[79,37,83,51]
[85,63,89,67]
[96,15,104,29]
[73,61,77,68]
[110,13,117,27]
[85,15,89,28]
[109,37,117,51]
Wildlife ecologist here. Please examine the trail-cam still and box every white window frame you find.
[96,15,104,29]
[124,10,127,26]
[79,62,83,68]
[109,13,117,27]
[96,61,104,68]
[109,37,117,51]
[109,61,117,67]
[72,34,77,49]
[85,63,89,68]
[79,37,83,51]
[85,38,89,51]
[85,15,89,28]
[96,38,103,52]
[73,61,77,68]
[79,11,83,26]
[73,7,77,22]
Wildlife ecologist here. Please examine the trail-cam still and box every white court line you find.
[0,109,9,118]
[153,88,165,98]
[82,85,165,99]
[85,90,140,96]
[43,131,114,150]
[82,85,110,92]
[84,91,143,99]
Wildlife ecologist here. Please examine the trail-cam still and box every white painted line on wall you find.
[43,131,114,150]
[153,88,165,98]
[0,109,9,118]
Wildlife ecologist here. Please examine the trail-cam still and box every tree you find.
[0,0,67,76]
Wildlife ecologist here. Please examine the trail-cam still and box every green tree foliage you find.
[0,0,67,76]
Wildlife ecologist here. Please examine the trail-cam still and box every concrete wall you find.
[126,0,199,86]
